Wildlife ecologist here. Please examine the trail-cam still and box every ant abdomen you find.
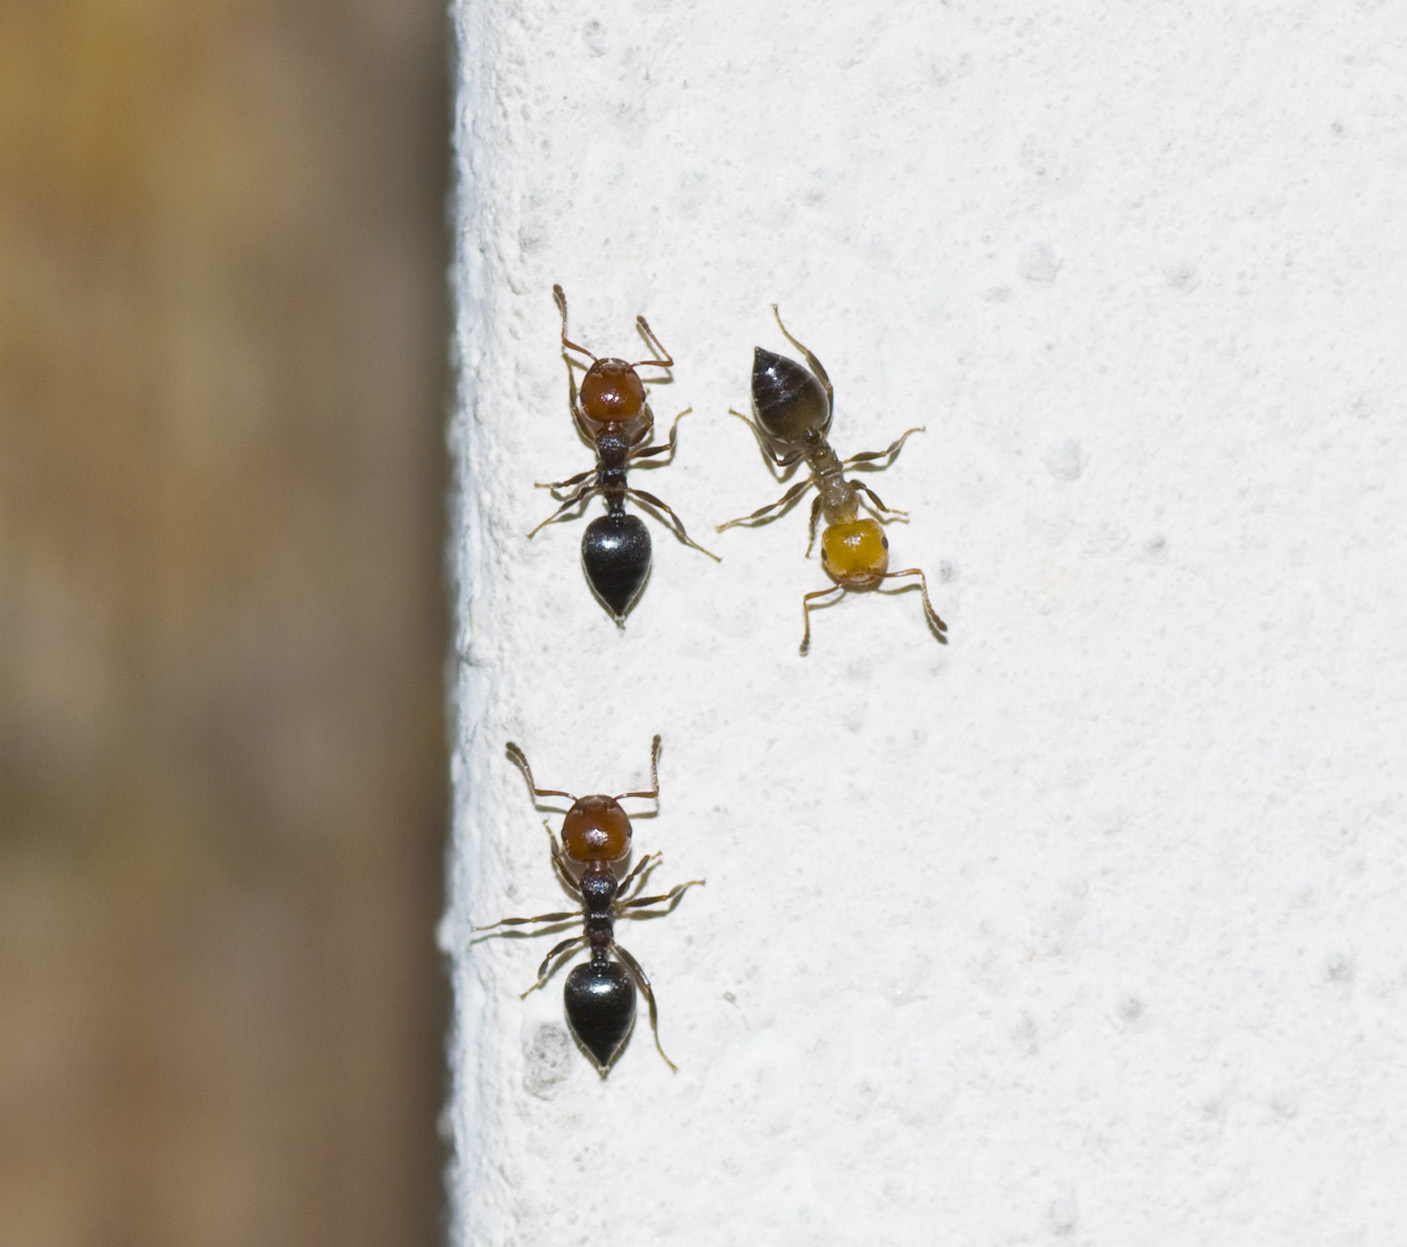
[752,346,832,449]
[581,513,651,619]
[564,961,637,1070]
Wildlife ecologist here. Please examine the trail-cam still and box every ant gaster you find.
[475,736,703,1075]
[718,307,948,654]
[530,286,718,623]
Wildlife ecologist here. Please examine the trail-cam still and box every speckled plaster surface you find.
[445,2,1407,1243]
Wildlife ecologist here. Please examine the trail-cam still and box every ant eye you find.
[881,534,889,548]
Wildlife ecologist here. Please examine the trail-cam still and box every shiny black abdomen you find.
[564,960,636,1071]
[752,346,832,447]
[581,513,651,621]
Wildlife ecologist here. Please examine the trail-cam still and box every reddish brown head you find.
[578,358,648,431]
[560,795,632,865]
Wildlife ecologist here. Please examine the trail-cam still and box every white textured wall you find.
[446,2,1407,1243]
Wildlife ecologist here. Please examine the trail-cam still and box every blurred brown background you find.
[0,3,450,1245]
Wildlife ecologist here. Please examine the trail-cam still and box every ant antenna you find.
[506,741,576,801]
[615,734,662,802]
[632,316,674,371]
[553,283,597,362]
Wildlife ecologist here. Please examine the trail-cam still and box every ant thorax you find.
[592,427,636,499]
[800,431,862,527]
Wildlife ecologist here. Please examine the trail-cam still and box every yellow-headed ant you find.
[530,286,718,623]
[474,736,703,1075]
[718,307,948,654]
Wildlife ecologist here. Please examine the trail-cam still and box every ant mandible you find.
[474,736,704,1076]
[718,306,948,655]
[529,285,719,623]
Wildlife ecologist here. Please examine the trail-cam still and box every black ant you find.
[718,307,948,654]
[529,285,719,623]
[474,736,704,1076]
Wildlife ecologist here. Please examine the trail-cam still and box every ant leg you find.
[771,305,833,408]
[616,878,705,913]
[844,426,925,468]
[631,408,690,465]
[716,476,815,532]
[506,742,577,801]
[553,284,597,362]
[545,825,579,894]
[523,935,586,996]
[527,483,599,537]
[804,493,824,557]
[881,568,948,637]
[474,908,580,933]
[615,851,661,899]
[855,483,908,519]
[632,314,673,370]
[727,409,801,477]
[538,467,596,498]
[613,944,677,1073]
[628,488,722,561]
[617,734,662,802]
[800,584,846,656]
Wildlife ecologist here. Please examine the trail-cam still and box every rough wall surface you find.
[449,2,1407,1243]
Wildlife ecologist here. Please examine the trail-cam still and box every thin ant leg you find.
[632,314,673,370]
[804,493,825,557]
[527,483,599,537]
[616,878,704,913]
[717,476,815,532]
[616,734,662,802]
[553,284,597,361]
[630,408,690,465]
[614,944,677,1073]
[615,851,661,899]
[567,372,601,446]
[880,568,948,636]
[474,908,580,933]
[771,305,833,407]
[844,426,925,468]
[629,488,722,560]
[505,743,577,801]
[800,583,846,655]
[522,935,587,996]
[538,467,597,497]
[727,408,803,476]
[546,826,577,893]
[855,483,908,519]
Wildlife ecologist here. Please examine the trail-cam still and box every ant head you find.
[561,795,633,865]
[821,518,890,588]
[751,346,832,448]
[579,358,648,429]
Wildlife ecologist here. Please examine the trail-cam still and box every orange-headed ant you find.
[475,736,703,1075]
[718,307,948,654]
[530,286,718,623]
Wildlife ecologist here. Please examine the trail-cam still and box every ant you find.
[718,307,948,654]
[529,285,718,623]
[474,736,704,1076]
